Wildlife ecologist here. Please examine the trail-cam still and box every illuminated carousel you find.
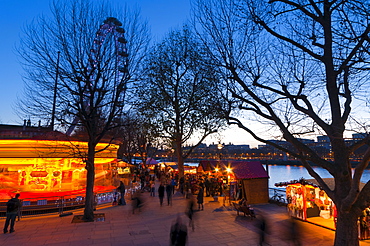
[0,138,118,202]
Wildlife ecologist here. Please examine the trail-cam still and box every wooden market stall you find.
[232,161,269,204]
[198,160,269,204]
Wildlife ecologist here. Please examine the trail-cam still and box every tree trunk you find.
[82,144,96,222]
[176,141,184,178]
[334,209,359,246]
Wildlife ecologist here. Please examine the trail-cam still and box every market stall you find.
[197,160,269,204]
[275,178,368,232]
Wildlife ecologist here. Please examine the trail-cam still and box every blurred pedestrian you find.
[170,215,188,246]
[286,216,301,246]
[117,181,126,205]
[150,181,155,197]
[197,187,204,210]
[131,190,144,214]
[186,194,196,231]
[179,177,185,194]
[166,183,173,206]
[171,178,177,195]
[205,178,211,197]
[184,181,190,199]
[257,214,267,246]
[158,183,165,206]
[3,193,21,234]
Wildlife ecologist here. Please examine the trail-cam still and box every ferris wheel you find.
[89,16,129,83]
[65,17,129,136]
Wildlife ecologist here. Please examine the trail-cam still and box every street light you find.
[171,148,175,162]
[226,167,232,184]
[217,143,223,160]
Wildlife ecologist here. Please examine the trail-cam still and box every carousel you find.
[0,139,118,201]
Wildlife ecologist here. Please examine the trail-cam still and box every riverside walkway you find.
[1,187,369,246]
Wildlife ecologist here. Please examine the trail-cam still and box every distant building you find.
[0,120,51,139]
[352,133,367,140]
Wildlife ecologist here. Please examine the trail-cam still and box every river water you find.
[185,162,370,188]
[267,164,370,188]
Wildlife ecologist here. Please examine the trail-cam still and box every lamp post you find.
[171,148,175,162]
[51,51,61,131]
[226,167,232,184]
[217,143,223,160]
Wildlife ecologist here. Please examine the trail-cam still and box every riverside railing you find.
[0,189,115,218]
[0,184,142,219]
[268,187,287,205]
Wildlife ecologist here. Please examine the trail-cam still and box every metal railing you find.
[268,188,287,205]
[0,189,116,219]
[0,183,143,219]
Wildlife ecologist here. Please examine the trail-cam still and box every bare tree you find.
[17,0,149,221]
[194,0,370,245]
[116,112,162,165]
[135,27,228,178]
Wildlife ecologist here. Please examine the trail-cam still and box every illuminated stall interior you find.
[276,178,339,230]
[0,139,118,199]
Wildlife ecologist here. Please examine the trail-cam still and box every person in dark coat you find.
[3,193,21,234]
[117,181,126,205]
[205,178,211,197]
[197,187,204,210]
[158,183,165,206]
[166,183,173,206]
[170,215,188,246]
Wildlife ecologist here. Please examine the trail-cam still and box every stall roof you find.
[198,160,269,179]
[232,161,269,179]
[145,158,159,165]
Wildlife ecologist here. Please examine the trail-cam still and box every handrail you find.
[0,189,117,219]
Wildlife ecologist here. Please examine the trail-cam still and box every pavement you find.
[1,184,370,246]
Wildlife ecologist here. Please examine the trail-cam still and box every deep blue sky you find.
[0,0,258,147]
[0,0,191,125]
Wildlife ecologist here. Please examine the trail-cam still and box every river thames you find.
[266,164,370,188]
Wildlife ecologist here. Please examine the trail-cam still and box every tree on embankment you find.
[193,0,370,245]
[135,27,228,178]
[16,0,149,221]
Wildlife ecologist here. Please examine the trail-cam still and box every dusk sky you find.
[0,0,259,147]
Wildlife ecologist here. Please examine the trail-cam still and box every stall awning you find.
[275,177,366,190]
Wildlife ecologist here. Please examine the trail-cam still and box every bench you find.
[232,202,256,219]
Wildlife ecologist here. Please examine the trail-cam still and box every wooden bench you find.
[232,202,256,219]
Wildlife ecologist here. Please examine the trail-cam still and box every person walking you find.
[171,178,177,195]
[170,215,188,246]
[186,194,196,231]
[150,181,155,197]
[158,183,165,206]
[205,178,211,197]
[117,181,126,205]
[3,193,21,234]
[131,190,144,214]
[197,187,204,210]
[166,183,173,206]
